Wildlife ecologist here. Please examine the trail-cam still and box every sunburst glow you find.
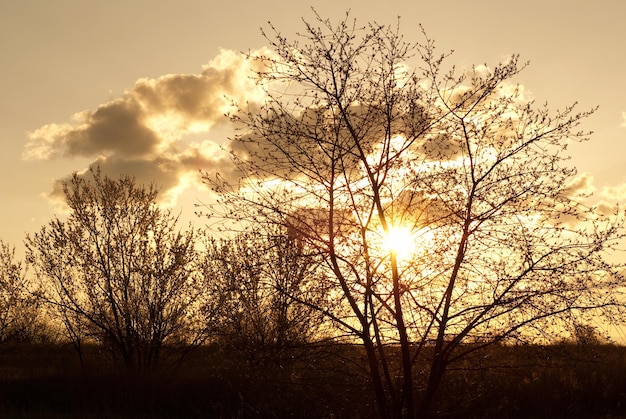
[381,224,416,261]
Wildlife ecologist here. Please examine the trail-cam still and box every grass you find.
[0,342,625,418]
[436,344,626,418]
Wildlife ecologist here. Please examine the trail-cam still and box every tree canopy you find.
[203,11,626,418]
[27,168,211,372]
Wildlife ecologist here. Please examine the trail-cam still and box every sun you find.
[381,224,416,261]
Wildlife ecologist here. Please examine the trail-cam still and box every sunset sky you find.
[2,0,626,256]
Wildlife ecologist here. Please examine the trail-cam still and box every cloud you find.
[554,173,626,221]
[24,49,269,205]
[25,100,162,160]
[621,111,626,128]
[595,181,626,216]
[46,139,239,208]
[563,172,596,198]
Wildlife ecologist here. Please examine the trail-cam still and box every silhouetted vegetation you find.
[0,239,40,346]
[26,168,215,374]
[200,227,330,365]
[202,10,626,418]
[1,341,625,418]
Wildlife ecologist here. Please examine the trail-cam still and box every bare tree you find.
[0,239,39,345]
[26,168,211,373]
[200,226,329,365]
[203,12,626,418]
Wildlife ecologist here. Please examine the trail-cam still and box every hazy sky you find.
[2,0,626,256]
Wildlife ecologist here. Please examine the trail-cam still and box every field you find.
[0,342,625,418]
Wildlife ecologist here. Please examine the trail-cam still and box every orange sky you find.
[1,0,625,256]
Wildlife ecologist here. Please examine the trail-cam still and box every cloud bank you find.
[24,48,622,228]
[24,49,268,204]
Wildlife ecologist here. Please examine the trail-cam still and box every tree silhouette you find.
[27,168,211,373]
[203,11,626,418]
[200,226,328,365]
[0,239,39,345]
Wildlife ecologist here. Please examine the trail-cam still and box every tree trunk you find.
[363,334,390,419]
[390,253,414,419]
[419,355,446,418]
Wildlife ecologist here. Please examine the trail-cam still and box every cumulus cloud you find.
[24,49,269,205]
[26,100,162,160]
[621,111,626,128]
[555,173,626,220]
[595,181,626,216]
[563,172,596,198]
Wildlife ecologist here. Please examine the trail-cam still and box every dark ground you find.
[0,342,625,418]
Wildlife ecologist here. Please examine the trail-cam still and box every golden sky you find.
[1,0,626,255]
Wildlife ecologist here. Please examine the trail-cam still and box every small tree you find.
[201,226,328,365]
[203,12,626,418]
[571,323,608,345]
[0,239,39,345]
[27,168,209,373]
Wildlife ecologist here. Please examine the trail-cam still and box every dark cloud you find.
[48,157,181,205]
[67,99,159,158]
[225,100,436,187]
[414,132,463,161]
[47,139,241,207]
